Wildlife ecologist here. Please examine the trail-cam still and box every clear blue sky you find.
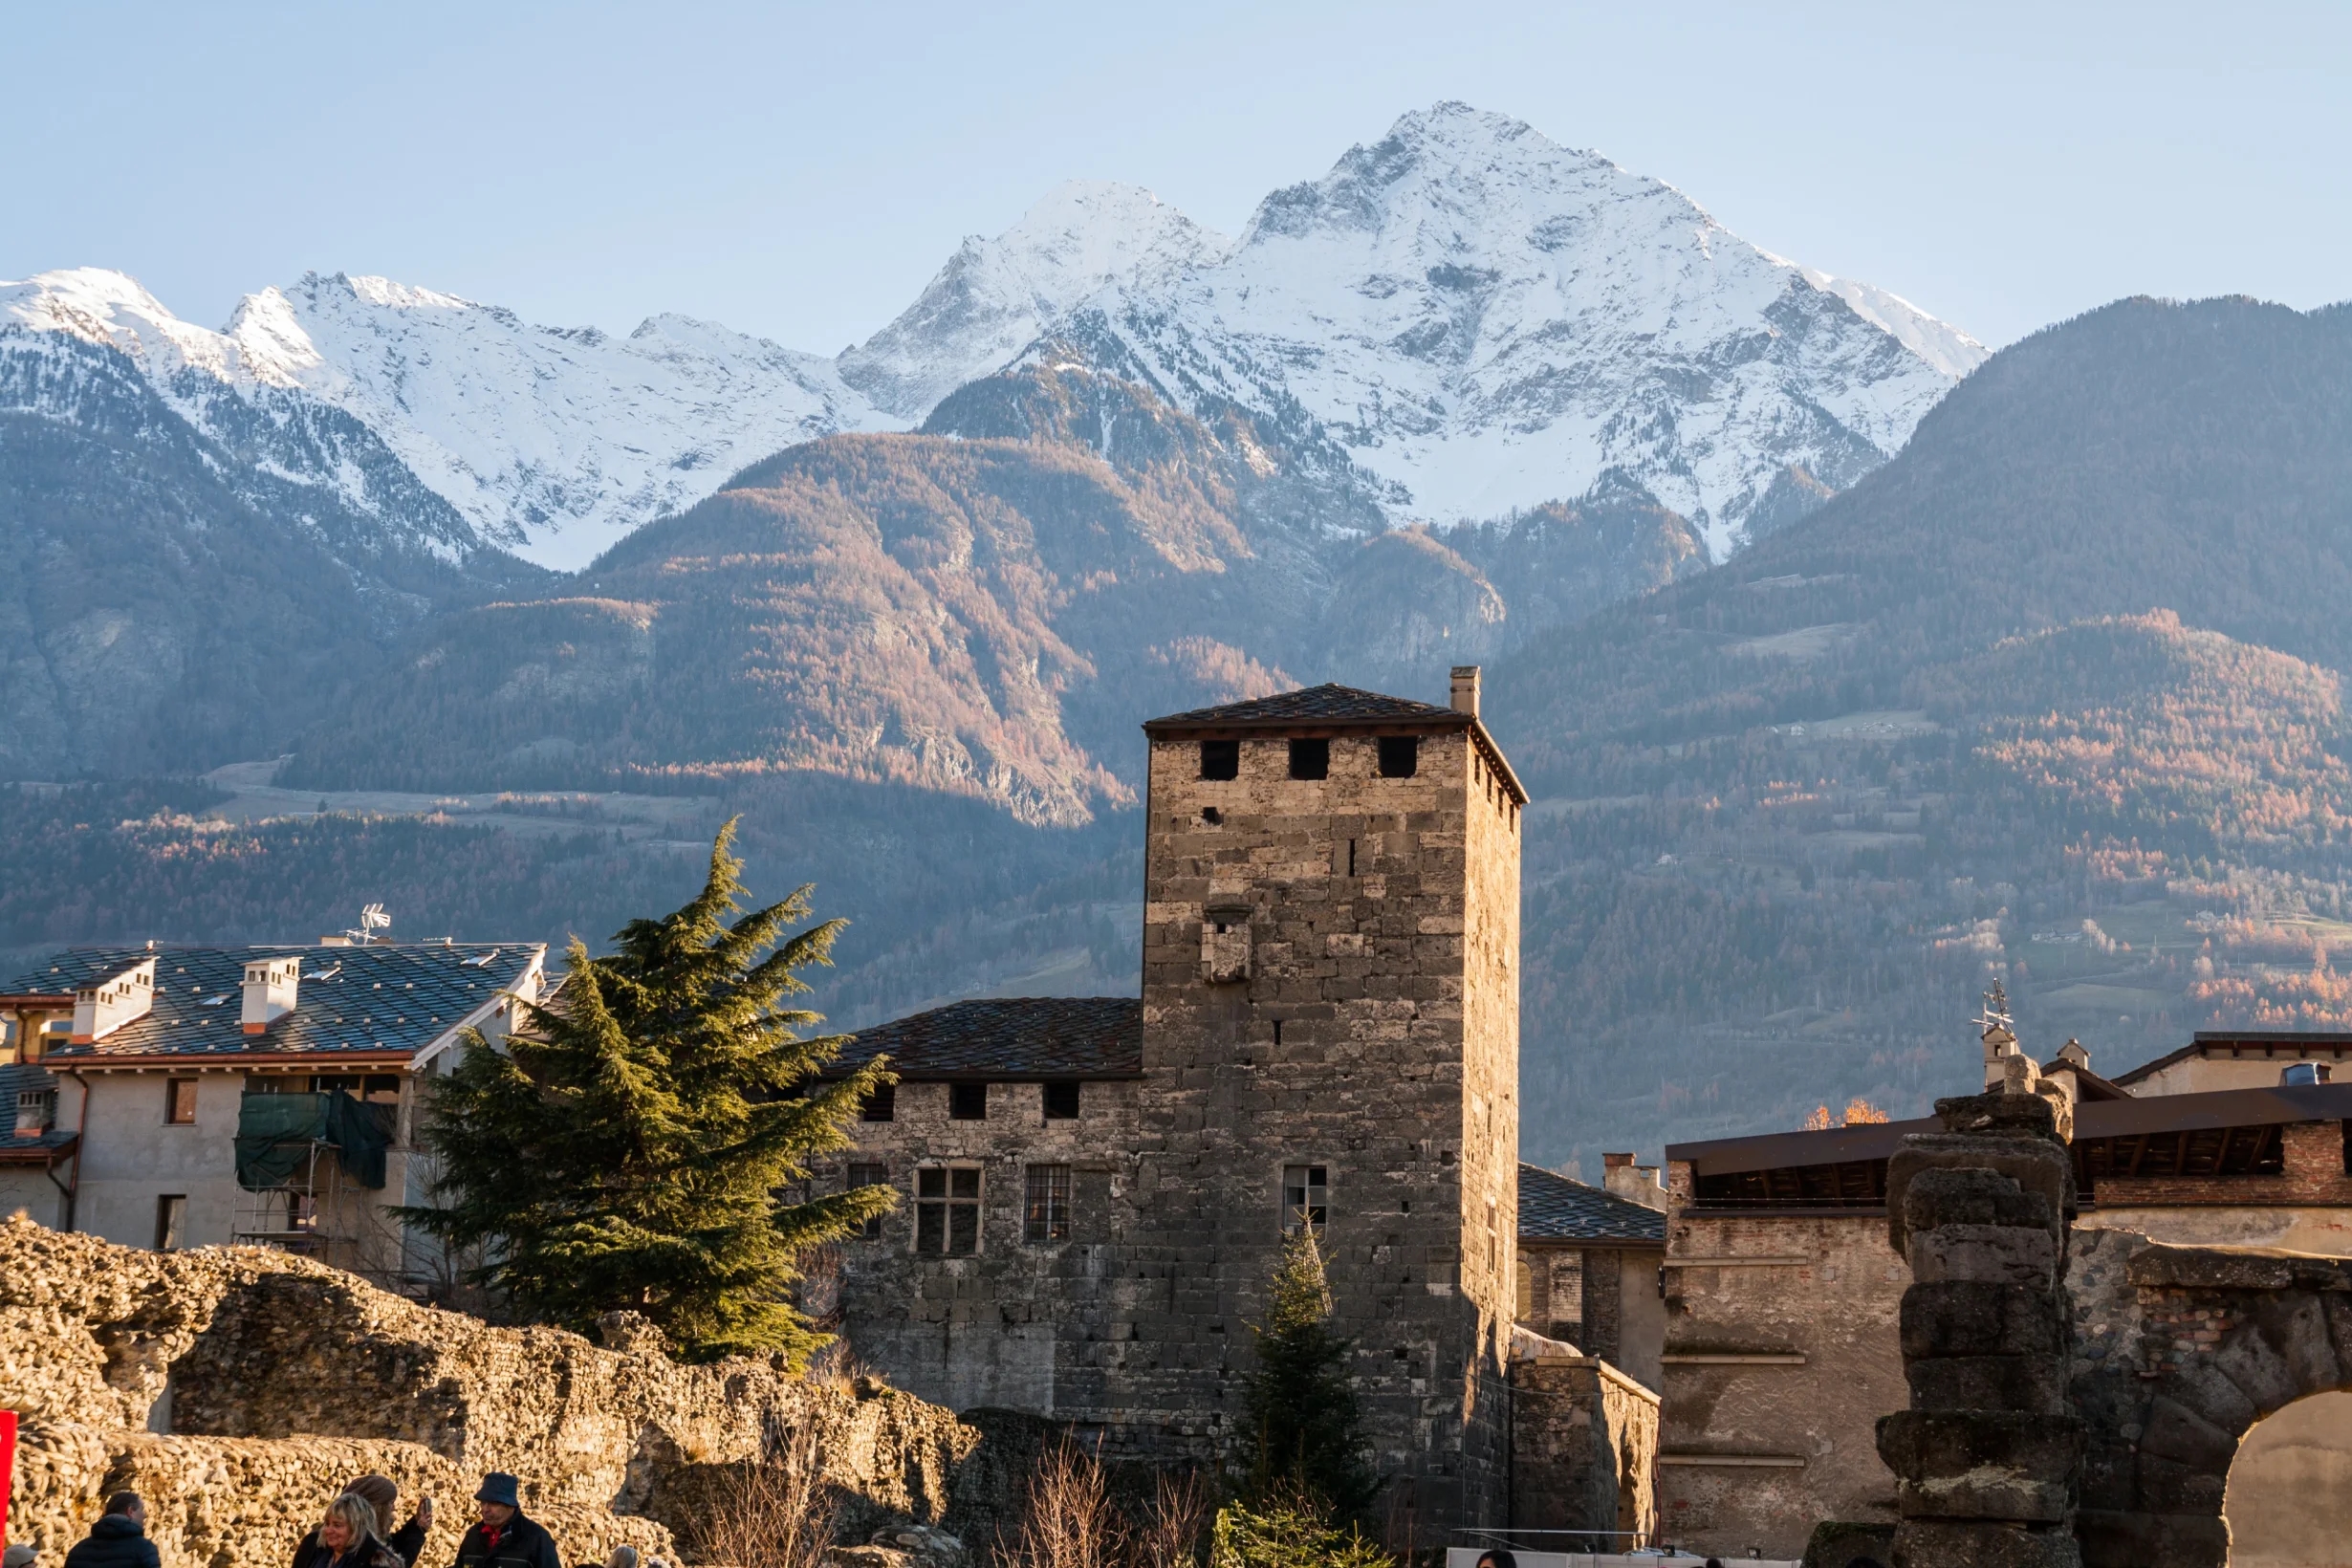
[8,0,2349,353]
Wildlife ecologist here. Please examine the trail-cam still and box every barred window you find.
[1025,1164,1071,1244]
[847,1162,888,1240]
[916,1165,981,1256]
[1281,1164,1327,1234]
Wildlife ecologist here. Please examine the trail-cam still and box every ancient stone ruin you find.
[1879,1090,2082,1568]
[0,1216,1000,1568]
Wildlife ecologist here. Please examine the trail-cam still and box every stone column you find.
[1877,1090,2082,1567]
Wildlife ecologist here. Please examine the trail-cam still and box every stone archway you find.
[2226,1390,2352,1566]
[2072,1238,2352,1568]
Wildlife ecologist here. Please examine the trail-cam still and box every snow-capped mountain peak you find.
[2,266,293,387]
[2,267,899,571]
[839,179,1230,419]
[5,103,1988,574]
[1059,103,1985,558]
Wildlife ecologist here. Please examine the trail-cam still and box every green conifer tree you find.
[1235,1225,1377,1516]
[399,822,893,1363]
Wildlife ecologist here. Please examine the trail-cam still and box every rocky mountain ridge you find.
[3,103,1980,571]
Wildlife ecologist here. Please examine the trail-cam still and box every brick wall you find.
[2092,1120,2352,1208]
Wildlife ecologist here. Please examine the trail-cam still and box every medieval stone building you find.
[817,672,1533,1536]
[1653,1013,2352,1562]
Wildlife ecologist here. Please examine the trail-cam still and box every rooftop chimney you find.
[71,958,156,1044]
[1450,665,1481,717]
[241,956,301,1035]
[1602,1152,1669,1211]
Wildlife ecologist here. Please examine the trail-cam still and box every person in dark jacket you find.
[452,1474,559,1568]
[292,1475,432,1568]
[63,1492,159,1568]
[310,1495,403,1568]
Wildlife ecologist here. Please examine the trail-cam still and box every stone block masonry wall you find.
[1508,1333,1658,1545]
[818,1078,1143,1418]
[2064,1232,2352,1568]
[1133,722,1514,1535]
[1877,1091,2083,1568]
[0,1218,982,1567]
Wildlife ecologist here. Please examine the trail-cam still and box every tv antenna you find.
[348,904,392,946]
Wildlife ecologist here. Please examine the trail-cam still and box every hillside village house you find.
[1654,1010,2352,1560]
[1,941,544,1281]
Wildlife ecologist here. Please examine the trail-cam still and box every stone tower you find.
[1127,668,1525,1534]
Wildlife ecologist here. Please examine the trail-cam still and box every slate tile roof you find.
[0,1060,74,1160]
[1143,684,1467,730]
[836,997,1143,1079]
[7,944,545,1061]
[1517,1162,1667,1245]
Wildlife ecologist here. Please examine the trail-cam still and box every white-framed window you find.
[1025,1164,1071,1243]
[915,1165,982,1256]
[1282,1164,1327,1234]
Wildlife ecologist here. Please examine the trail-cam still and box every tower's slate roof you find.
[1517,1162,1667,1245]
[9,944,544,1061]
[1143,684,1467,730]
[837,997,1143,1079]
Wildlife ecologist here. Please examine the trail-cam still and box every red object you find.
[0,1407,16,1546]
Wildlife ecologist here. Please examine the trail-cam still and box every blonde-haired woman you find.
[313,1494,403,1568]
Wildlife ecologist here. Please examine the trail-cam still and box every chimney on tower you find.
[1450,665,1481,717]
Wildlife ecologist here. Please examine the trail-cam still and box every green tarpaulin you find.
[233,1091,388,1191]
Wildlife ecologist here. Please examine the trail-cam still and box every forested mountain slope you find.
[15,293,2352,1179]
[0,332,541,778]
[1490,295,2352,1165]
[282,362,1698,808]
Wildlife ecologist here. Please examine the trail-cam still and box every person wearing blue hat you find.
[451,1475,559,1568]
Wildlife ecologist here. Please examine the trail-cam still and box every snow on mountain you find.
[840,180,1230,420]
[2,268,899,572]
[1044,105,1987,559]
[1798,268,1989,381]
[4,106,1985,574]
[245,274,905,570]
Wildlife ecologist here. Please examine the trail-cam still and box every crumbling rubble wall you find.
[0,1217,980,1567]
[1506,1331,1658,1545]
